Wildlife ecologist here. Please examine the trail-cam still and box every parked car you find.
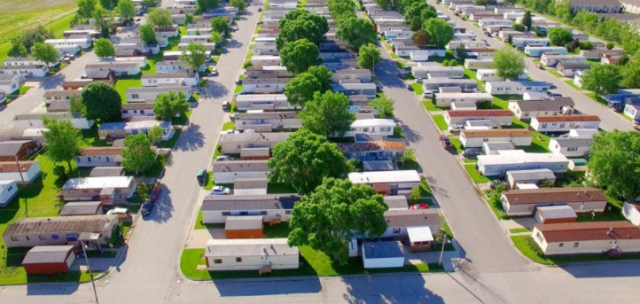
[439,135,452,150]
[410,204,429,210]
[141,202,154,217]
[107,208,129,220]
[537,64,544,70]
[258,7,263,12]
[196,169,207,185]
[549,84,557,90]
[447,125,461,134]
[148,183,162,204]
[211,67,218,76]
[222,100,230,111]
[210,186,231,195]
[406,84,413,91]
[463,148,480,158]
[416,78,423,83]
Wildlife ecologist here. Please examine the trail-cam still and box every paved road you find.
[429,0,633,132]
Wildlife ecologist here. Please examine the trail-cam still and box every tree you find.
[522,10,532,30]
[184,13,195,25]
[78,0,97,19]
[513,23,525,31]
[82,82,122,123]
[210,31,223,44]
[284,73,321,107]
[147,8,173,29]
[153,91,190,120]
[412,30,428,47]
[277,10,328,49]
[589,131,640,201]
[578,40,594,50]
[117,0,136,21]
[307,66,332,93]
[411,186,421,202]
[401,147,416,165]
[140,24,158,45]
[606,42,615,50]
[143,0,157,6]
[336,17,377,51]
[42,118,81,170]
[31,43,59,66]
[369,95,395,118]
[9,37,27,58]
[263,0,272,10]
[492,47,526,80]
[93,5,111,37]
[547,27,573,46]
[210,17,230,36]
[196,0,220,13]
[69,95,86,118]
[94,38,115,58]
[423,18,454,47]
[374,0,394,9]
[230,0,246,11]
[279,39,321,74]
[147,125,164,144]
[300,91,355,137]
[582,64,622,96]
[287,178,388,264]
[357,43,381,70]
[179,42,207,72]
[622,59,640,88]
[410,17,422,31]
[474,0,495,5]
[99,0,118,10]
[455,46,466,61]
[122,134,156,175]
[269,129,349,194]
[507,34,513,45]
[553,0,572,22]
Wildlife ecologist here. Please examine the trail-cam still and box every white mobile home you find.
[434,92,493,107]
[485,80,550,95]
[201,195,300,224]
[141,72,199,87]
[0,180,18,206]
[506,169,556,189]
[234,94,296,111]
[250,55,281,68]
[212,160,271,184]
[530,115,601,132]
[622,202,640,227]
[349,170,420,196]
[501,187,607,216]
[444,109,513,127]
[13,113,93,130]
[84,62,141,76]
[45,38,91,49]
[477,150,570,177]
[476,69,527,82]
[342,119,395,137]
[540,54,587,67]
[362,242,405,269]
[205,239,299,271]
[0,161,41,184]
[548,138,592,157]
[508,98,575,120]
[524,46,568,57]
[422,78,478,93]
[512,38,550,49]
[0,65,48,78]
[234,112,301,132]
[460,129,532,148]
[241,78,291,94]
[125,86,192,103]
[412,65,464,79]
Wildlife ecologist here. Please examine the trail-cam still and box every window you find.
[285,210,291,215]
[236,257,242,262]
[393,228,401,234]
[240,211,249,216]
[10,236,18,242]
[39,235,47,240]
[26,236,30,241]
[567,147,578,152]
[214,259,222,264]
[558,243,564,247]
[52,234,59,240]
[573,242,579,248]
[260,211,267,215]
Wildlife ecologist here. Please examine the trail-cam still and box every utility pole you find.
[80,240,100,304]
[438,233,447,266]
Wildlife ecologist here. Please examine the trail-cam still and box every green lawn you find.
[547,69,565,78]
[491,95,522,110]
[448,136,463,154]
[509,228,532,234]
[157,129,182,149]
[6,86,33,104]
[194,211,224,229]
[564,80,586,92]
[511,236,640,265]
[203,172,215,191]
[172,110,192,126]
[464,165,491,183]
[505,118,551,153]
[222,121,235,131]
[432,115,448,131]
[422,100,449,112]
[410,83,423,96]
[234,85,243,94]
[585,93,608,106]
[115,75,142,104]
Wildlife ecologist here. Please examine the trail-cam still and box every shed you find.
[60,202,104,216]
[362,241,405,269]
[22,245,76,275]
[506,169,556,189]
[568,158,588,172]
[240,147,270,160]
[407,226,434,252]
[622,202,640,227]
[233,178,268,195]
[535,205,577,224]
[224,216,264,239]
[483,142,515,155]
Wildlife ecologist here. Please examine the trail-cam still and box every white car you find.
[210,186,231,195]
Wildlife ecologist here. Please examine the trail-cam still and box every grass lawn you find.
[448,136,463,154]
[234,85,243,94]
[172,111,192,126]
[464,165,491,183]
[491,95,522,110]
[6,86,33,104]
[157,129,182,149]
[547,69,565,78]
[509,228,531,234]
[203,172,215,191]
[422,100,448,112]
[389,52,399,59]
[222,121,235,131]
[194,211,224,229]
[410,83,423,96]
[115,74,142,104]
[505,118,551,153]
[432,115,448,131]
[564,80,586,92]
[511,236,640,265]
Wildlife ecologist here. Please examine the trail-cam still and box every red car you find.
[439,135,453,150]
[148,183,162,204]
[410,204,429,210]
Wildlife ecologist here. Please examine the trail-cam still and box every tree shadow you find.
[41,74,65,90]
[204,81,229,99]
[175,123,205,152]
[226,39,244,49]
[342,273,444,304]
[150,183,173,223]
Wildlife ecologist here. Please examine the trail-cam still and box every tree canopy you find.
[197,0,220,13]
[210,17,230,36]
[276,9,328,50]
[357,43,381,70]
[369,95,395,118]
[335,17,377,51]
[279,39,321,74]
[423,18,454,47]
[622,59,640,88]
[268,129,349,194]
[582,64,622,96]
[81,82,122,123]
[547,27,573,46]
[122,134,156,175]
[140,24,158,45]
[288,178,388,264]
[492,47,526,80]
[230,0,246,11]
[589,131,640,201]
[153,91,190,120]
[179,42,208,71]
[93,5,111,37]
[31,43,59,66]
[42,118,81,170]
[117,0,136,21]
[300,91,355,137]
[147,8,173,29]
[412,30,428,47]
[69,95,87,118]
[284,73,322,107]
[78,0,97,19]
[94,38,115,58]
[307,66,333,93]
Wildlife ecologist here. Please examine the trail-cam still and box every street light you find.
[80,240,101,304]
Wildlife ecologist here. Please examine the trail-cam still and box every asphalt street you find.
[428,0,633,132]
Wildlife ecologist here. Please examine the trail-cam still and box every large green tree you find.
[300,91,355,137]
[230,0,246,11]
[140,24,158,45]
[369,95,395,118]
[336,17,377,51]
[93,5,111,37]
[522,10,532,30]
[9,38,27,58]
[117,0,136,21]
[280,39,321,74]
[357,43,381,70]
[42,118,81,170]
[81,82,122,123]
[423,18,454,47]
[582,64,622,96]
[268,129,349,194]
[210,17,230,36]
[196,0,220,13]
[307,66,333,93]
[122,134,156,175]
[547,27,573,46]
[622,59,640,88]
[492,47,526,80]
[284,73,321,107]
[31,43,59,67]
[288,178,388,264]
[179,42,207,72]
[277,9,328,50]
[153,91,190,120]
[94,38,115,58]
[69,95,87,118]
[78,0,97,19]
[411,30,428,47]
[99,0,118,10]
[589,131,640,201]
[147,8,173,29]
